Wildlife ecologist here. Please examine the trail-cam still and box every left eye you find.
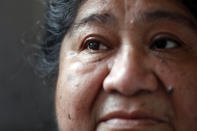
[151,39,181,50]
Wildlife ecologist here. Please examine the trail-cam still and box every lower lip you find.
[98,118,160,130]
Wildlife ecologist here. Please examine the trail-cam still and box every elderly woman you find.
[38,0,197,130]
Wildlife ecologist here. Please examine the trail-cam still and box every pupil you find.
[156,40,167,48]
[89,42,100,50]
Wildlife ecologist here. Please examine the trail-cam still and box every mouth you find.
[97,110,168,130]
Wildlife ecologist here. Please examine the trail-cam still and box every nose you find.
[103,44,158,96]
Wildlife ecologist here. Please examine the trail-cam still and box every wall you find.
[0,0,57,130]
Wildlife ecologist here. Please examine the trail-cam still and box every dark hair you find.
[37,0,197,82]
[37,0,82,82]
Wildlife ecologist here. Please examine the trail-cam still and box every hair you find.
[36,0,197,83]
[36,0,82,83]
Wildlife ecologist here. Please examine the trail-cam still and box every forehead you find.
[68,0,196,35]
[77,0,185,20]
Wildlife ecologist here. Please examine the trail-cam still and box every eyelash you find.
[81,34,184,53]
[150,35,183,51]
[82,36,110,52]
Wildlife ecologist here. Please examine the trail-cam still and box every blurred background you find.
[0,0,57,130]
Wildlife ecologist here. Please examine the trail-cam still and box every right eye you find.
[82,36,109,52]
[87,41,108,51]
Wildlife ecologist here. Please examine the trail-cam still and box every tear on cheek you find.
[167,85,174,95]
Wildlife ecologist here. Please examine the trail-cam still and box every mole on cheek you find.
[160,58,164,63]
[68,113,72,120]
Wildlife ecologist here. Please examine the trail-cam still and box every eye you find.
[87,41,107,51]
[151,38,181,50]
[82,36,109,52]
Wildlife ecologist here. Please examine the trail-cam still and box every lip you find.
[97,110,167,129]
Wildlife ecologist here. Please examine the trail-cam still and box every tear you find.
[167,85,174,95]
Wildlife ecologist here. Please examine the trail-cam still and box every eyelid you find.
[150,32,183,50]
[81,35,111,51]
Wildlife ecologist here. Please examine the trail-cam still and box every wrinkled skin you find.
[55,0,197,131]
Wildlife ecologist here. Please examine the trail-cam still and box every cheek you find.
[55,61,109,130]
[155,61,197,130]
[172,74,197,130]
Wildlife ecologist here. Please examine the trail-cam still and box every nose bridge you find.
[114,44,144,86]
[123,45,139,74]
[103,43,158,96]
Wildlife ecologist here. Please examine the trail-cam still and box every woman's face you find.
[55,0,197,131]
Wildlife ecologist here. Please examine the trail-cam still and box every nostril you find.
[107,88,119,94]
[131,90,153,97]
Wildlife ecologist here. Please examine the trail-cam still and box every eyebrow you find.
[142,10,197,32]
[70,10,197,34]
[71,13,117,30]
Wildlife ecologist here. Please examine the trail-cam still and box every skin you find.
[55,0,197,131]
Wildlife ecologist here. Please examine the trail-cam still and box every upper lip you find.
[99,110,167,124]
